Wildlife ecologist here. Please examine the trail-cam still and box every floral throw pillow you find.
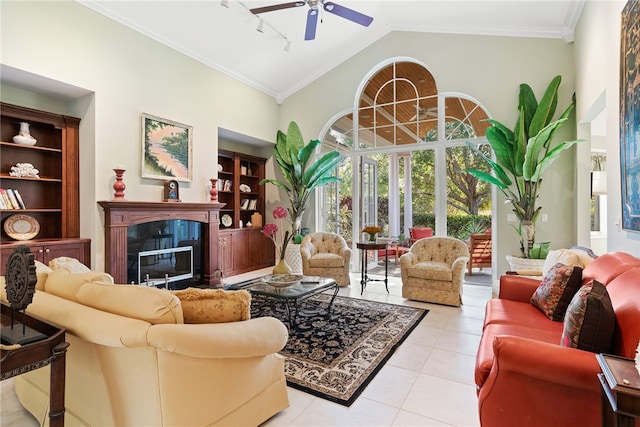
[172,288,251,324]
[561,280,615,353]
[530,263,583,321]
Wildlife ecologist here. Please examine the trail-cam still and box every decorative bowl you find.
[12,135,37,146]
[261,274,303,288]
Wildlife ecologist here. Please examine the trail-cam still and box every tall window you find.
[320,59,493,247]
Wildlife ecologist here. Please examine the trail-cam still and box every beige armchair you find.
[300,232,352,286]
[400,237,470,306]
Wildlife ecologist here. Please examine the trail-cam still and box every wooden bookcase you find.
[217,149,274,276]
[0,102,89,273]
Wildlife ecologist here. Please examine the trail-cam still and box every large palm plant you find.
[464,75,582,258]
[261,121,343,243]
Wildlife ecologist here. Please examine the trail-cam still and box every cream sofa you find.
[1,265,289,427]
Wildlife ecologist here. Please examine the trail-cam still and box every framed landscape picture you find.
[619,0,640,231]
[141,113,192,182]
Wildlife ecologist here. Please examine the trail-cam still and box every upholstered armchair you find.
[400,237,469,306]
[300,232,352,286]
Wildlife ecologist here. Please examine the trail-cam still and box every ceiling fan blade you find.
[322,2,373,27]
[250,1,305,15]
[305,9,318,40]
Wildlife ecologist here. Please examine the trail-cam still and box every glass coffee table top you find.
[226,276,339,328]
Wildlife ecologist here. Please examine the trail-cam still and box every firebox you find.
[127,219,203,289]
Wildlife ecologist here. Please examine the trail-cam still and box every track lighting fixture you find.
[220,0,229,7]
[256,18,264,33]
[284,39,291,52]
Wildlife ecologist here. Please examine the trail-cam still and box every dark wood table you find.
[597,353,640,427]
[356,242,389,295]
[1,303,69,427]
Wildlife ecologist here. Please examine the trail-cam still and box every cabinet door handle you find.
[38,249,44,253]
[45,249,50,253]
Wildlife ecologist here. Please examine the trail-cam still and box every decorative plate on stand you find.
[4,214,40,240]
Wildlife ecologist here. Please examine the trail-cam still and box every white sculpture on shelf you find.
[12,122,37,146]
[9,163,40,178]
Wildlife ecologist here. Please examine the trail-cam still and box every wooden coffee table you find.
[227,276,339,328]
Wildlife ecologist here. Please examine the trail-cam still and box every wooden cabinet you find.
[218,228,274,277]
[0,102,89,268]
[0,239,91,275]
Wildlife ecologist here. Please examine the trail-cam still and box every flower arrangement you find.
[362,225,382,241]
[262,206,292,260]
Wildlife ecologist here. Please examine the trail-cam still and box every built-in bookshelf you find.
[0,102,90,273]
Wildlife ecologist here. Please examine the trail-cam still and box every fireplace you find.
[127,219,203,289]
[98,201,224,287]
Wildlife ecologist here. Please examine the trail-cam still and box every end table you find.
[356,242,389,295]
[596,353,640,427]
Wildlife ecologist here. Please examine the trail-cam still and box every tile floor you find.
[1,268,493,427]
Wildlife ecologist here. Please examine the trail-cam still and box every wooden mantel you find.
[98,201,225,287]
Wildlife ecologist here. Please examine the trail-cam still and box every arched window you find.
[319,58,493,255]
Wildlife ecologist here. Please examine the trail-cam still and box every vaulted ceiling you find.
[79,0,585,102]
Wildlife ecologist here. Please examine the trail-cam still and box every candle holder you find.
[112,169,127,201]
[209,178,219,202]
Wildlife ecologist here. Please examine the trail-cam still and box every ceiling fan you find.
[250,0,374,41]
[410,106,438,121]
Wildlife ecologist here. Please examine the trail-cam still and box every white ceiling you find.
[31,0,581,104]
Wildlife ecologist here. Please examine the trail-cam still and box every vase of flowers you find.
[362,225,382,242]
[262,206,293,274]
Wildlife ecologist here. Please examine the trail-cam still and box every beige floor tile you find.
[392,410,452,426]
[421,348,477,386]
[402,374,480,426]
[361,365,420,408]
[434,330,481,357]
[387,341,432,373]
[288,396,399,426]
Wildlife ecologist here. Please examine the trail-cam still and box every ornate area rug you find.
[250,293,428,406]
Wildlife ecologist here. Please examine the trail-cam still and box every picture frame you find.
[619,0,640,231]
[141,113,192,182]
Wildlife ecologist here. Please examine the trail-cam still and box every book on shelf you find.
[13,189,26,209]
[248,199,257,210]
[5,189,22,209]
[0,189,7,209]
[0,189,14,209]
[240,199,249,210]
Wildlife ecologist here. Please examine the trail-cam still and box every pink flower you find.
[262,223,278,238]
[273,206,288,219]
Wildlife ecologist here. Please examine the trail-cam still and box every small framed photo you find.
[223,180,232,192]
[141,113,192,182]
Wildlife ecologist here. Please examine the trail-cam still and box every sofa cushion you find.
[75,282,183,324]
[308,253,344,268]
[45,269,115,302]
[406,261,452,281]
[171,288,251,323]
[561,280,615,353]
[482,299,565,335]
[530,263,583,321]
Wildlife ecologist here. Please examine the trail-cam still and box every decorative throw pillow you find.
[530,262,583,321]
[561,280,615,353]
[542,249,583,277]
[48,257,91,273]
[172,288,251,324]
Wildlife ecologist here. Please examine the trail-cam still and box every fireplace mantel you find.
[98,201,225,286]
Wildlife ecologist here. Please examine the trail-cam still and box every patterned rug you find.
[250,293,428,406]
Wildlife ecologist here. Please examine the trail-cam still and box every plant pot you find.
[284,243,303,274]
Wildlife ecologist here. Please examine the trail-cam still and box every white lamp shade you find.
[592,171,607,195]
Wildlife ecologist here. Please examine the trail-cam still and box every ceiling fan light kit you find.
[250,0,373,41]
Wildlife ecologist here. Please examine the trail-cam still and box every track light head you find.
[220,0,229,7]
[284,39,291,52]
[256,18,264,33]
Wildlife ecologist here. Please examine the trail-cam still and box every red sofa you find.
[475,252,640,427]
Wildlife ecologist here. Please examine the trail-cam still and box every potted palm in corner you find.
[463,75,582,262]
[260,121,344,272]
